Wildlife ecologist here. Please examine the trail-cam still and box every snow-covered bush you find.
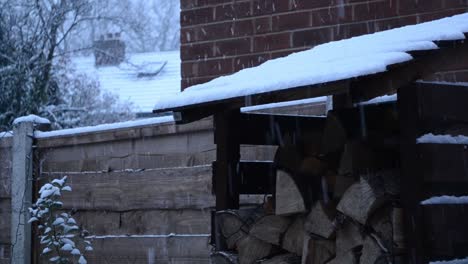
[29,176,92,264]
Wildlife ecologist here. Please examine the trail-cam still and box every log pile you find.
[212,104,406,264]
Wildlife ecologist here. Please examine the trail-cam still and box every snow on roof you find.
[417,133,468,145]
[153,13,468,112]
[74,50,180,113]
[35,115,174,138]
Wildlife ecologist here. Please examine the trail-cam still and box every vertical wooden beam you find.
[398,83,425,264]
[214,109,241,210]
[213,109,241,251]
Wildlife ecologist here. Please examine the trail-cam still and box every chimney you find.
[93,33,126,66]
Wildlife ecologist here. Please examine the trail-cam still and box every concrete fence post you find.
[11,121,34,264]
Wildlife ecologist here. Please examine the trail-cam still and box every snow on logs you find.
[211,103,408,264]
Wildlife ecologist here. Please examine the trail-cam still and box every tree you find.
[65,0,180,54]
[0,0,135,129]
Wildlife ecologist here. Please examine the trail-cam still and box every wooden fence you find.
[0,117,275,263]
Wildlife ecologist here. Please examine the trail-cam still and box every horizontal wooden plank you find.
[417,82,468,127]
[36,117,213,148]
[40,151,217,173]
[0,199,10,243]
[40,166,214,211]
[0,147,12,198]
[70,209,211,236]
[240,145,277,161]
[419,144,468,184]
[423,204,468,261]
[81,236,211,264]
[39,130,215,172]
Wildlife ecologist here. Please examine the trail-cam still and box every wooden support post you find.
[214,109,241,210]
[213,109,241,251]
[11,121,34,264]
[398,84,425,264]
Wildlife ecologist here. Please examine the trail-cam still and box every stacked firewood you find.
[212,103,406,264]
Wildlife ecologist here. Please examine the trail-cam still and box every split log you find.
[369,207,393,254]
[282,216,305,255]
[304,201,336,239]
[336,220,363,256]
[326,249,359,264]
[336,178,386,225]
[237,235,278,264]
[301,236,335,264]
[392,207,405,251]
[211,251,239,264]
[360,236,387,264]
[275,170,306,215]
[250,215,291,245]
[217,210,250,249]
[259,253,301,264]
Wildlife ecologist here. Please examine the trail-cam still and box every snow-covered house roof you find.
[153,13,468,120]
[74,50,180,113]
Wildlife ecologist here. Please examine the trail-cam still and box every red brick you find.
[290,0,340,10]
[396,0,447,16]
[214,2,252,22]
[181,42,214,61]
[233,53,271,72]
[332,22,369,41]
[418,8,468,23]
[351,1,398,22]
[372,16,418,32]
[214,37,252,57]
[181,7,214,26]
[271,47,309,59]
[252,0,290,16]
[181,0,198,10]
[273,11,311,31]
[254,17,272,34]
[182,59,234,77]
[182,76,219,90]
[254,33,291,52]
[292,27,333,47]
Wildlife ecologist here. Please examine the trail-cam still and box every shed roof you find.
[74,50,180,113]
[153,13,468,122]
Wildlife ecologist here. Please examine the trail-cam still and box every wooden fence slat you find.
[40,166,214,211]
[423,204,468,261]
[82,236,211,264]
[0,198,11,244]
[35,117,213,148]
[419,144,468,183]
[0,147,12,198]
[70,209,211,236]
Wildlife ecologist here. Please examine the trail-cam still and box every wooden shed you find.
[154,14,468,264]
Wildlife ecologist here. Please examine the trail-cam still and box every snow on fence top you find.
[35,115,174,138]
[417,133,468,145]
[421,195,468,205]
[13,114,51,125]
[429,257,468,264]
[153,13,468,112]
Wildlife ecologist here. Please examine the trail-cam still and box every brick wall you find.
[180,0,468,89]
